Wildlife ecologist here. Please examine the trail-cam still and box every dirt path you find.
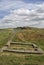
[0,29,15,52]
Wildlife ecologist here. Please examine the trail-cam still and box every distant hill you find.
[13,27,44,50]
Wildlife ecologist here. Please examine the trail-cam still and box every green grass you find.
[13,28,44,51]
[0,29,13,48]
[10,45,33,50]
[0,53,44,65]
[0,27,44,65]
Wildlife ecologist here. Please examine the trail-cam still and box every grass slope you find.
[0,53,44,65]
[13,27,44,50]
[0,29,13,48]
[0,27,44,65]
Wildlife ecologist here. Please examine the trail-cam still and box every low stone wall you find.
[3,49,43,54]
[10,42,33,46]
[1,42,43,54]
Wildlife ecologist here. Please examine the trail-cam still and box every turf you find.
[13,28,44,50]
[0,27,44,65]
[0,53,44,65]
[0,29,13,48]
[9,44,33,50]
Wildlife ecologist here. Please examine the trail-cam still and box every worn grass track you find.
[0,29,13,48]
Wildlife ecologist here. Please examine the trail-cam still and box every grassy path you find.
[0,29,15,52]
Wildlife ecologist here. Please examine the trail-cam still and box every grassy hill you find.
[0,27,44,65]
[0,29,13,48]
[13,27,44,50]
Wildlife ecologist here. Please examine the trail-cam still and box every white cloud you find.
[0,3,44,28]
[12,8,30,15]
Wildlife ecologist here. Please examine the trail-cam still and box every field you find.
[13,27,44,50]
[0,53,44,65]
[9,44,33,50]
[0,27,44,65]
[0,29,13,48]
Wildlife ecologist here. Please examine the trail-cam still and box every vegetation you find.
[13,27,44,50]
[0,27,44,65]
[10,44,33,50]
[0,29,13,48]
[0,53,44,65]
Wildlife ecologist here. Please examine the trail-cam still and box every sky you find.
[0,0,44,28]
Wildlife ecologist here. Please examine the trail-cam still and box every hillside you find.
[0,27,44,65]
[0,29,13,48]
[13,27,44,50]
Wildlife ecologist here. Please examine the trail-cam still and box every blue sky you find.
[0,0,44,19]
[0,0,44,28]
[22,0,44,3]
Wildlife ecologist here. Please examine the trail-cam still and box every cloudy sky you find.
[0,0,44,28]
